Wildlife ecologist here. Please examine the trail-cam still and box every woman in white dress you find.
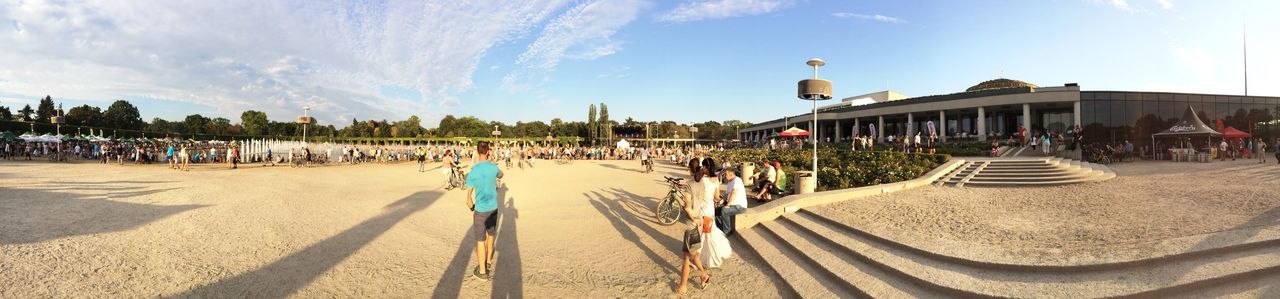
[694,158,732,269]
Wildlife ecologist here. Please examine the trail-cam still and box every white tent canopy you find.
[616,139,630,149]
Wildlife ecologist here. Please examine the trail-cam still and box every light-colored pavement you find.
[0,159,786,298]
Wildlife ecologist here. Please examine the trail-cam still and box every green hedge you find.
[706,149,949,191]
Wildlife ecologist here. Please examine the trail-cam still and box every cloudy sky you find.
[1,0,1276,127]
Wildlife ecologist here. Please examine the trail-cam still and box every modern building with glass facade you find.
[739,79,1280,150]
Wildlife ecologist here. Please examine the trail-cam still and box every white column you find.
[939,110,947,142]
[1023,103,1032,132]
[834,120,842,142]
[906,113,914,137]
[877,115,885,142]
[977,107,987,142]
[854,118,860,138]
[1073,100,1082,128]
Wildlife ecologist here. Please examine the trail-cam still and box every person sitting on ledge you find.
[752,159,775,202]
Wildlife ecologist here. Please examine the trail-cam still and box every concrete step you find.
[736,227,846,298]
[792,209,1280,297]
[940,158,1112,188]
[757,221,922,298]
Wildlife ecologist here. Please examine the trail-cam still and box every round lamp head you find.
[797,78,833,100]
[296,116,316,124]
[806,58,826,67]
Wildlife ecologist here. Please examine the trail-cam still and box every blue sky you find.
[1,0,1276,128]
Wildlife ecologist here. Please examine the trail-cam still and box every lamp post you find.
[492,125,501,140]
[798,58,834,177]
[298,106,313,147]
[303,106,310,144]
[52,104,64,162]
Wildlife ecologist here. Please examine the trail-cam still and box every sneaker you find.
[473,266,490,281]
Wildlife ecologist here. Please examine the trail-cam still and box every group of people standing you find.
[1217,138,1271,164]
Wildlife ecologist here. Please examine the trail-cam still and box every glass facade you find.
[1080,91,1280,149]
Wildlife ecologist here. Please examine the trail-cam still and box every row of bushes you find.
[816,141,992,157]
[706,148,949,191]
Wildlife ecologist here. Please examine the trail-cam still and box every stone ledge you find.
[735,158,967,230]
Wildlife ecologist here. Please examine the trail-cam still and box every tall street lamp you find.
[798,58,833,177]
[298,106,313,146]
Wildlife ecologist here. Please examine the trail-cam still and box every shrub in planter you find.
[707,148,948,191]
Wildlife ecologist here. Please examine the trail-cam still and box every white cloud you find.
[1155,0,1173,10]
[831,12,906,24]
[658,0,791,23]
[503,0,647,92]
[1172,45,1216,75]
[0,1,572,126]
[1086,0,1153,13]
[597,66,632,79]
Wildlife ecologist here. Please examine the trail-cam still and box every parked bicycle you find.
[447,164,468,190]
[655,176,688,225]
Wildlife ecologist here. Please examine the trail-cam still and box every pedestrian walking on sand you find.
[1220,140,1228,161]
[1257,138,1267,164]
[676,158,712,296]
[465,141,503,281]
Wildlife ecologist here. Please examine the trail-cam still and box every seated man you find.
[752,160,775,201]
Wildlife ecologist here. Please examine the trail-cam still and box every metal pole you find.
[302,107,309,147]
[812,99,817,174]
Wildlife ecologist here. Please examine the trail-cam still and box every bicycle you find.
[642,159,653,173]
[447,164,468,190]
[655,176,688,226]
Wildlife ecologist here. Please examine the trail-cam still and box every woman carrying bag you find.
[675,158,733,295]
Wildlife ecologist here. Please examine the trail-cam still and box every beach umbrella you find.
[0,131,18,142]
[778,127,810,137]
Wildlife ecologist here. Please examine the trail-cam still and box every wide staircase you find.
[933,157,1114,187]
[738,209,1280,298]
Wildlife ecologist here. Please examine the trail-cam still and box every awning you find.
[1152,106,1221,138]
[1220,126,1251,139]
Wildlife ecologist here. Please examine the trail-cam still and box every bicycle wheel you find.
[654,195,682,225]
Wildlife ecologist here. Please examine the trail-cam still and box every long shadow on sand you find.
[586,190,679,274]
[0,186,202,245]
[490,196,523,299]
[430,187,523,299]
[180,191,443,298]
[599,161,688,178]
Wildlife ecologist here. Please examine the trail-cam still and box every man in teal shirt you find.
[466,141,503,281]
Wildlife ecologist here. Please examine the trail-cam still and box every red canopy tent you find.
[1220,126,1251,139]
[778,127,810,137]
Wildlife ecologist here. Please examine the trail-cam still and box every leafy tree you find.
[148,118,176,134]
[240,110,269,136]
[103,100,144,129]
[183,114,210,134]
[18,104,34,122]
[207,117,232,135]
[438,115,458,137]
[0,106,12,121]
[588,104,597,144]
[599,103,610,142]
[35,95,55,123]
[65,105,105,127]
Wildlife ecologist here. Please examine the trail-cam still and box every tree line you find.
[0,97,752,143]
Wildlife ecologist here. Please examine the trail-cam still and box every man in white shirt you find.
[717,169,749,236]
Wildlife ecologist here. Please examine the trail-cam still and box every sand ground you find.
[812,158,1280,265]
[0,158,787,298]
